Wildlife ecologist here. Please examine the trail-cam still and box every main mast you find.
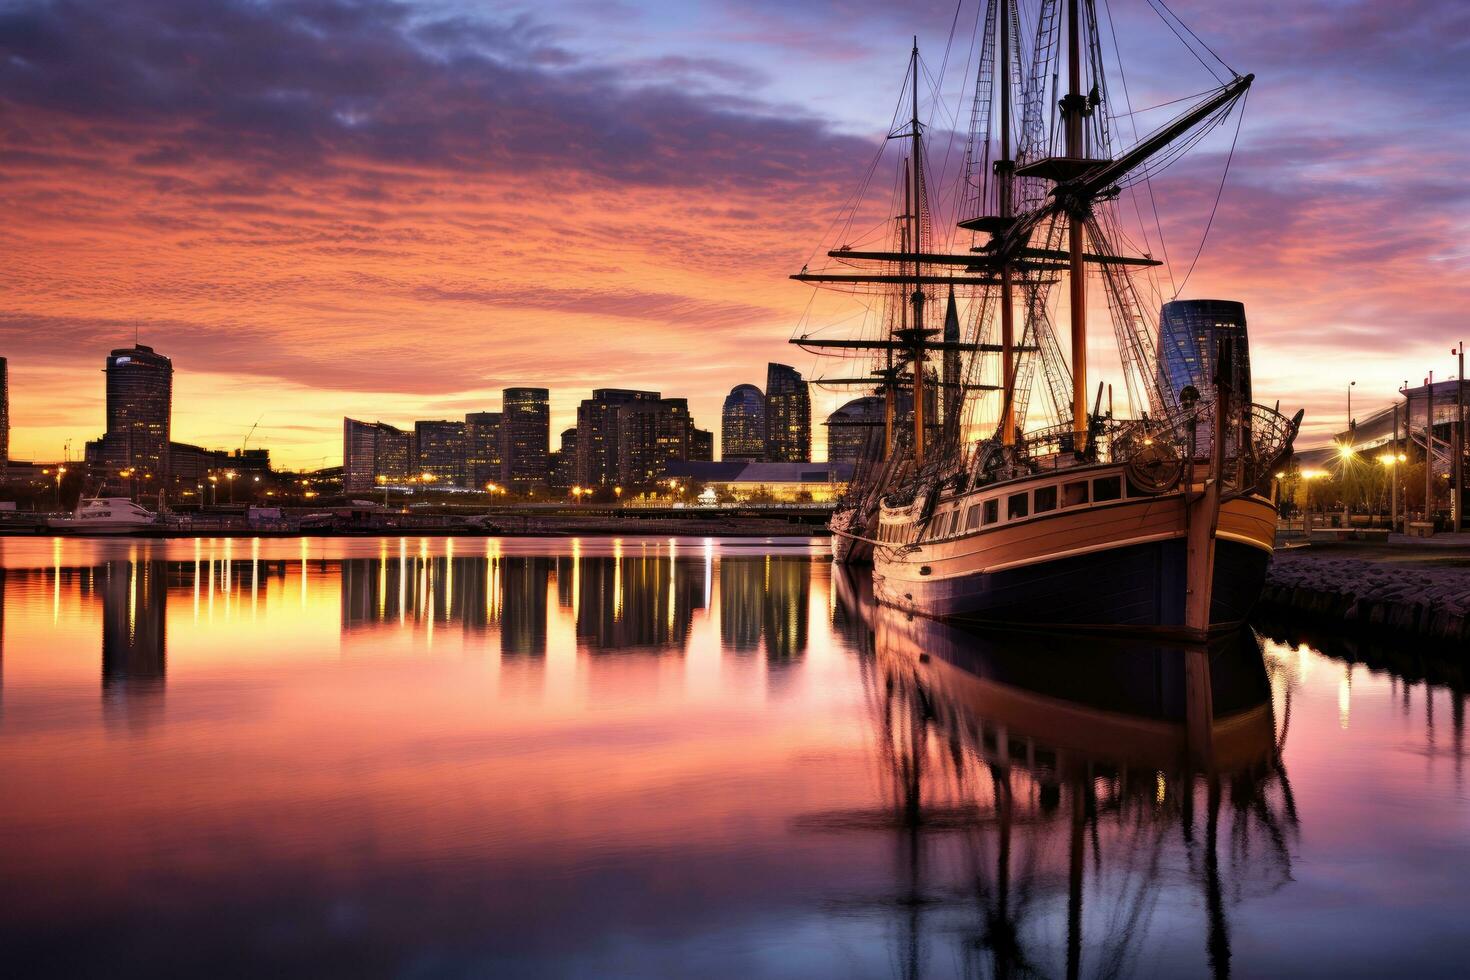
[908,39,927,465]
[998,0,1016,446]
[1064,0,1088,448]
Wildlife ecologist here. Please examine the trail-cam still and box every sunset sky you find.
[2,0,1466,467]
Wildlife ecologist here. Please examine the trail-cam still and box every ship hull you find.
[872,490,1276,631]
[829,507,874,565]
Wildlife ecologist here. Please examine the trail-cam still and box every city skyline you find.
[1,0,1466,467]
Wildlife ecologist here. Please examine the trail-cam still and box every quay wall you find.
[1259,551,1470,644]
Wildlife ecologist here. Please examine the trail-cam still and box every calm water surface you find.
[0,536,1464,978]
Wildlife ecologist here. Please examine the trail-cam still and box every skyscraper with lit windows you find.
[764,364,810,463]
[1158,299,1252,406]
[102,344,172,483]
[721,384,765,462]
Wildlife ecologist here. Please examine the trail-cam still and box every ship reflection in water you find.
[0,537,1464,978]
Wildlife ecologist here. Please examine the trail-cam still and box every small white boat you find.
[48,497,161,535]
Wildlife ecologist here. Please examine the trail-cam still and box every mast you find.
[998,0,1016,445]
[909,39,927,465]
[1064,0,1088,448]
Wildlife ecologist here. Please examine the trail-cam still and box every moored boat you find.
[48,497,161,535]
[791,1,1298,633]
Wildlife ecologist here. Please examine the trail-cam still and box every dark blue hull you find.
[874,538,1269,630]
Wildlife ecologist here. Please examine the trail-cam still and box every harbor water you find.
[0,536,1464,978]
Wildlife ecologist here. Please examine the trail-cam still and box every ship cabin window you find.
[1093,475,1123,503]
[982,499,999,526]
[1007,493,1029,520]
[1034,485,1058,514]
[965,504,982,530]
[1063,481,1089,507]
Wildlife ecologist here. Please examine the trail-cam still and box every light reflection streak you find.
[613,538,623,623]
[193,538,201,622]
[52,537,61,624]
[398,538,407,626]
[251,537,260,619]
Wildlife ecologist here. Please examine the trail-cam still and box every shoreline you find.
[1259,542,1470,646]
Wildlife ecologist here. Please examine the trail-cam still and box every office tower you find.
[465,411,503,487]
[825,395,885,463]
[343,418,412,492]
[102,344,172,482]
[764,363,811,462]
[721,384,766,461]
[616,397,691,486]
[500,387,550,492]
[414,420,467,486]
[576,389,660,486]
[1158,299,1252,406]
[690,427,714,462]
[553,428,577,489]
[0,356,8,477]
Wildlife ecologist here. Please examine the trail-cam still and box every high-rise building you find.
[343,418,412,492]
[414,420,467,486]
[576,389,660,486]
[500,387,550,492]
[617,397,692,486]
[825,396,885,463]
[721,383,766,462]
[465,411,503,488]
[690,427,714,462]
[0,356,8,477]
[764,363,811,462]
[1158,299,1252,407]
[552,427,577,489]
[101,344,172,483]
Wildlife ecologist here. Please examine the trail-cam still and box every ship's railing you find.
[1004,400,1298,495]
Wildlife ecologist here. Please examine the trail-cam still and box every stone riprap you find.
[1261,551,1470,643]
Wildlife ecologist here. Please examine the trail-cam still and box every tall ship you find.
[793,0,1299,636]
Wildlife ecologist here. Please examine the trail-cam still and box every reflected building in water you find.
[98,560,167,731]
[574,552,706,652]
[720,557,809,673]
[339,551,714,657]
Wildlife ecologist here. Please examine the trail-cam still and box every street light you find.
[225,469,237,504]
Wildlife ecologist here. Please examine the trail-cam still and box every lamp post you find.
[225,469,237,504]
[55,465,66,510]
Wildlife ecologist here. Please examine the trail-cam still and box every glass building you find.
[576,389,660,486]
[500,387,550,492]
[616,397,692,486]
[465,411,503,487]
[0,356,8,478]
[825,396,885,463]
[1158,299,1252,407]
[764,364,811,463]
[103,344,173,483]
[721,384,766,462]
[343,419,412,492]
[414,420,467,486]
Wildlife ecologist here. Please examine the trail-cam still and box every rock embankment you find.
[1261,552,1470,643]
